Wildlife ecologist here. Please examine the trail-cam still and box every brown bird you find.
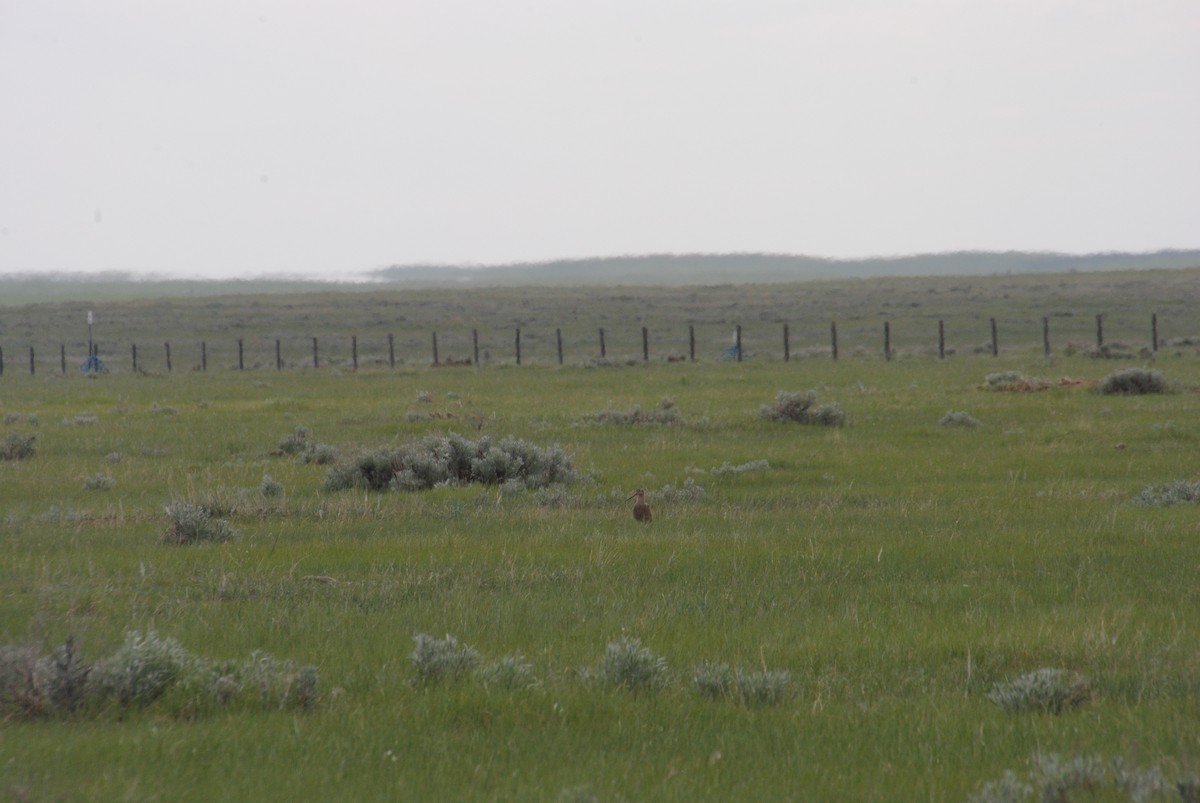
[627,488,653,522]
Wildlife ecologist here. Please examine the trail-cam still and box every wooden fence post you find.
[642,326,649,362]
[990,318,998,357]
[276,339,282,370]
[132,344,138,373]
[238,339,244,370]
[831,321,838,361]
[1152,313,1158,352]
[556,328,563,365]
[60,345,66,374]
[599,328,606,359]
[688,325,695,362]
[0,346,4,376]
[165,342,172,372]
[29,347,35,375]
[938,320,945,359]
[884,322,892,361]
[735,324,743,362]
[388,334,396,368]
[472,329,479,365]
[312,337,319,369]
[352,335,358,370]
[431,332,438,366]
[1042,317,1050,356]
[783,323,790,362]
[1096,314,1104,349]
[515,328,521,365]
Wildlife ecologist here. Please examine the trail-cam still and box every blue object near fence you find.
[80,355,108,373]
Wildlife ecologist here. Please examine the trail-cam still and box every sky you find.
[1,1,1197,281]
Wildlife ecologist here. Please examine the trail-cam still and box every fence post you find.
[515,329,521,365]
[642,326,649,362]
[689,325,695,362]
[238,339,244,370]
[312,337,319,369]
[831,321,838,361]
[352,335,358,370]
[556,328,563,365]
[599,328,606,359]
[388,334,396,368]
[29,347,35,375]
[1152,313,1158,352]
[276,339,282,370]
[938,320,945,359]
[165,342,172,372]
[735,324,743,362]
[1042,317,1050,356]
[132,344,138,373]
[60,345,66,374]
[0,346,4,376]
[472,329,479,366]
[990,318,998,357]
[783,324,790,362]
[1096,314,1104,349]
[431,332,438,366]
[884,322,892,361]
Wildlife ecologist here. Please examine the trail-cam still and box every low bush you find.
[1132,480,1200,507]
[1098,367,1167,395]
[82,473,116,490]
[323,433,576,493]
[968,752,1184,803]
[259,474,284,498]
[986,668,1091,714]
[587,397,685,426]
[760,391,844,426]
[710,459,770,477]
[939,410,982,428]
[735,669,793,706]
[475,654,538,691]
[597,636,668,694]
[1,432,37,461]
[162,501,240,545]
[410,633,480,687]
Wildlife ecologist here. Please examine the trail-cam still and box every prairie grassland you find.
[1,348,1199,801]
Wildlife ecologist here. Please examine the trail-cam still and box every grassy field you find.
[2,280,1199,800]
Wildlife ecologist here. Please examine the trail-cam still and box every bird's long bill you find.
[625,492,637,502]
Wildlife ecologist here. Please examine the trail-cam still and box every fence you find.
[0,313,1186,377]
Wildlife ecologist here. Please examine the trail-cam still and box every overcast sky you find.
[1,1,1197,281]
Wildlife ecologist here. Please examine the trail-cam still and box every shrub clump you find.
[410,633,480,687]
[710,459,770,477]
[588,397,685,426]
[656,478,707,503]
[1098,367,1167,395]
[323,433,576,493]
[939,410,983,428]
[259,474,284,498]
[968,752,1184,803]
[277,427,337,464]
[1,432,37,461]
[1,632,319,719]
[1132,480,1200,507]
[692,662,792,705]
[986,668,1091,714]
[82,473,116,490]
[475,654,538,691]
[760,391,844,427]
[596,636,668,694]
[162,501,240,545]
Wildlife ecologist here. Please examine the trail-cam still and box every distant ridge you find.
[371,249,1200,286]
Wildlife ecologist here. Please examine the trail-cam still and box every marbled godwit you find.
[626,488,652,522]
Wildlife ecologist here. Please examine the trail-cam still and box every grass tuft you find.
[760,390,845,426]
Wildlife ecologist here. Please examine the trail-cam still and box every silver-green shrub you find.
[0,644,43,716]
[598,636,668,693]
[735,669,793,706]
[657,478,706,502]
[410,633,480,687]
[36,636,91,714]
[710,459,770,477]
[91,631,197,708]
[939,410,983,428]
[278,426,311,454]
[1,433,37,461]
[1132,480,1200,507]
[968,753,1177,803]
[760,391,845,427]
[259,474,283,498]
[693,661,733,699]
[324,433,576,493]
[475,654,538,691]
[162,501,240,545]
[82,473,116,490]
[588,397,685,426]
[1098,367,1167,395]
[986,668,1091,713]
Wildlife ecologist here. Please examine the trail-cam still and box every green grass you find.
[2,348,1199,800]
